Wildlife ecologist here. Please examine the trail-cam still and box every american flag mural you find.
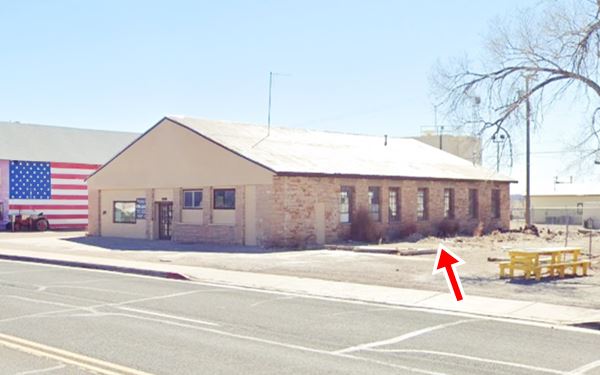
[8,161,100,229]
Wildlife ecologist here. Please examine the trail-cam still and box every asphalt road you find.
[1,260,599,375]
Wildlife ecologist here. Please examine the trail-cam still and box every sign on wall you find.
[136,198,146,219]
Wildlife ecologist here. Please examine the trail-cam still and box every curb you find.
[0,254,190,281]
[326,244,436,256]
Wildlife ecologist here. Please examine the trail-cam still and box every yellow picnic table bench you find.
[499,247,591,281]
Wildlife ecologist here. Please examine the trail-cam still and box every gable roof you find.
[0,121,139,165]
[166,116,514,182]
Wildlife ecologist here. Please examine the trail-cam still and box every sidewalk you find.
[1,247,599,326]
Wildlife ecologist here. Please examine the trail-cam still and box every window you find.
[214,189,235,209]
[491,189,501,219]
[183,190,203,209]
[339,186,354,223]
[468,189,478,219]
[417,188,428,220]
[368,187,381,221]
[444,188,455,219]
[113,201,136,224]
[388,187,400,222]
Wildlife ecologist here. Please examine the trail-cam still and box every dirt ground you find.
[0,224,599,309]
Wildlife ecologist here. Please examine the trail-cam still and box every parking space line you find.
[568,359,600,374]
[15,364,66,375]
[332,319,476,354]
[368,349,563,374]
[116,306,220,327]
[106,312,447,375]
[43,285,145,297]
[0,289,219,324]
[249,295,295,308]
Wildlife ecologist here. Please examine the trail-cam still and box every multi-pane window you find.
[213,189,235,209]
[339,186,353,223]
[491,189,501,219]
[368,187,381,221]
[468,189,479,219]
[417,188,428,220]
[113,201,136,224]
[183,190,203,209]
[388,187,400,222]
[444,188,455,219]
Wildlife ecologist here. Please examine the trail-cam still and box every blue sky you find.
[0,0,592,192]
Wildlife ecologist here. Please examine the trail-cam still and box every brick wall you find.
[172,184,246,244]
[270,175,511,246]
[170,184,277,245]
[173,222,239,244]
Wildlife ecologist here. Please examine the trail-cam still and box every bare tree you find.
[433,0,600,166]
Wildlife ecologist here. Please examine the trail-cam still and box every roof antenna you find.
[267,71,273,136]
[254,71,290,148]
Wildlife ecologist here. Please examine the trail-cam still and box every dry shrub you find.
[473,221,485,237]
[437,219,459,237]
[399,223,417,238]
[350,207,380,243]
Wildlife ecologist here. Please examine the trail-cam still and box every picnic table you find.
[499,246,591,281]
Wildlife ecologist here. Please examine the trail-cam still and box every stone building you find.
[86,116,515,246]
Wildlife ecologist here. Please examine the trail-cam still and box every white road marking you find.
[2,259,600,338]
[249,295,295,307]
[332,319,476,354]
[0,289,218,324]
[568,359,600,374]
[327,307,392,317]
[6,295,97,312]
[368,349,564,374]
[15,364,66,375]
[107,312,447,375]
[43,285,145,297]
[116,306,220,327]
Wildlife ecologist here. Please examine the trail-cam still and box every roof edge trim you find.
[275,171,517,183]
[166,117,276,174]
[86,117,169,181]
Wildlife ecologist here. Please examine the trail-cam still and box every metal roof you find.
[0,121,139,164]
[531,183,600,197]
[168,116,515,182]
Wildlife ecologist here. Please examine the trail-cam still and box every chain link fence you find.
[512,205,600,229]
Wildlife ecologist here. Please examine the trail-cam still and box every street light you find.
[491,133,506,172]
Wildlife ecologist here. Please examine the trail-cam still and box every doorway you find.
[157,202,173,240]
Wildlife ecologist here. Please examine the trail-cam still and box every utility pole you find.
[525,75,532,227]
[433,103,443,150]
[492,133,505,172]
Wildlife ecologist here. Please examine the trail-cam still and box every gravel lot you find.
[0,225,598,309]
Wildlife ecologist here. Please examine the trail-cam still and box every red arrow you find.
[432,245,465,301]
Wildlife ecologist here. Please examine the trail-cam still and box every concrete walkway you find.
[0,247,599,326]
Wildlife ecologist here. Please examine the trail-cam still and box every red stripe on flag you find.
[52,184,87,190]
[45,214,89,220]
[51,173,88,180]
[51,162,101,170]
[9,204,88,210]
[51,195,88,200]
